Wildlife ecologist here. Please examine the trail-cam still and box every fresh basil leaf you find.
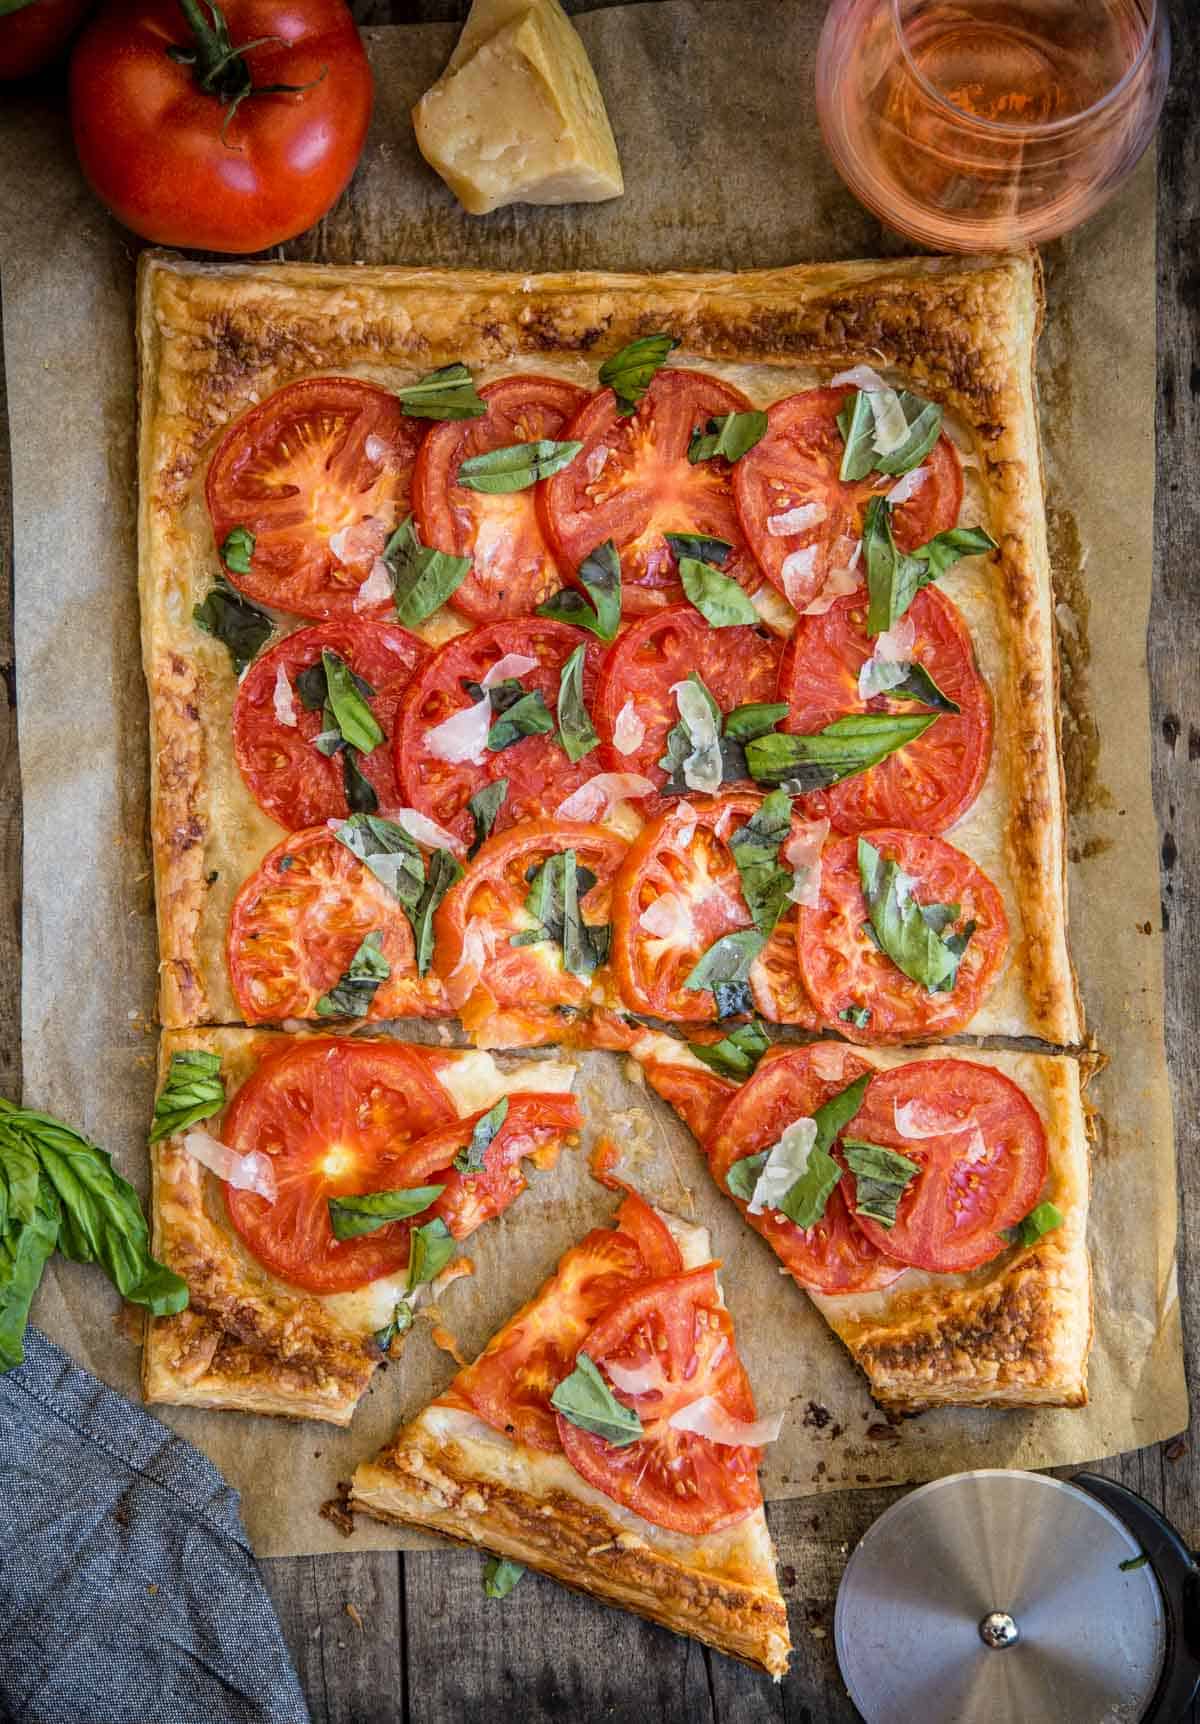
[557,644,599,763]
[858,837,971,992]
[536,539,622,641]
[372,1300,415,1351]
[777,1142,843,1229]
[1003,1201,1064,1250]
[838,391,878,482]
[513,851,608,979]
[679,557,758,628]
[810,1072,871,1160]
[315,931,391,1018]
[1119,1553,1150,1573]
[458,439,583,494]
[488,690,554,752]
[328,1182,445,1241]
[468,675,524,714]
[664,532,732,568]
[397,362,486,421]
[729,791,793,854]
[689,1020,770,1081]
[333,816,426,909]
[884,662,961,714]
[683,929,766,995]
[322,650,384,754]
[382,516,471,627]
[149,1050,226,1144]
[219,524,256,575]
[842,1139,919,1228]
[550,1352,644,1445]
[599,334,678,414]
[483,1556,525,1599]
[342,748,379,814]
[871,392,944,477]
[840,1004,871,1029]
[0,1172,60,1371]
[865,497,998,635]
[657,672,725,794]
[467,780,508,858]
[723,702,789,744]
[407,1216,456,1290]
[915,525,999,580]
[193,581,273,674]
[455,1097,508,1176]
[687,410,768,465]
[0,1135,39,1239]
[411,849,464,975]
[728,790,794,938]
[725,1148,769,1200]
[746,712,938,791]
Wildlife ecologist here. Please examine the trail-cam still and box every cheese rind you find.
[413,0,624,216]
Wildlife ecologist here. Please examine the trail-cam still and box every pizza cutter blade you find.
[833,1469,1188,1724]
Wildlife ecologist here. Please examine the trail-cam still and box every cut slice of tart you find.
[350,1187,791,1677]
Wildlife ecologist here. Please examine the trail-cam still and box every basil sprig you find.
[864,496,997,635]
[728,791,795,938]
[679,557,758,628]
[556,644,599,763]
[838,388,943,482]
[483,1557,525,1599]
[372,1215,457,1348]
[397,362,486,421]
[150,1050,226,1143]
[454,1096,508,1176]
[745,712,938,792]
[858,837,975,992]
[1003,1201,1064,1250]
[219,525,256,574]
[511,850,611,979]
[467,780,508,857]
[315,931,391,1018]
[458,439,582,494]
[665,532,733,567]
[536,540,622,641]
[382,516,471,627]
[332,815,463,975]
[842,1140,919,1228]
[551,1353,644,1445]
[688,1020,770,1081]
[193,580,273,674]
[683,929,765,1019]
[687,410,768,465]
[599,334,679,414]
[327,1182,445,1242]
[725,1073,870,1228]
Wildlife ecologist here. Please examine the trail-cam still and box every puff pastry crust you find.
[136,251,1080,1046]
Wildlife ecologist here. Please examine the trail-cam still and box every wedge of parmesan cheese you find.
[413,0,624,216]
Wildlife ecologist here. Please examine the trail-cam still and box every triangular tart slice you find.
[351,1188,791,1677]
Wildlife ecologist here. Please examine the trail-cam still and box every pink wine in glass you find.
[816,0,1170,249]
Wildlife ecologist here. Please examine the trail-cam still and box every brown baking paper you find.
[0,1,1184,1558]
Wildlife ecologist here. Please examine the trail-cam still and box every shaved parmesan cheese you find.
[673,811,697,852]
[670,680,722,795]
[639,891,695,943]
[392,807,463,852]
[426,692,492,765]
[668,1395,784,1448]
[802,562,862,617]
[272,665,297,728]
[612,698,645,756]
[329,517,390,568]
[437,1049,578,1117]
[886,465,929,506]
[448,919,496,981]
[857,615,918,700]
[868,389,909,457]
[875,616,917,662]
[557,773,657,823]
[183,1128,277,1200]
[784,818,830,908]
[830,363,890,393]
[605,1355,670,1397]
[585,445,611,482]
[353,557,393,611]
[809,1042,853,1082]
[482,653,539,688]
[894,1098,987,1163]
[767,501,827,537]
[747,1117,817,1216]
[780,544,820,608]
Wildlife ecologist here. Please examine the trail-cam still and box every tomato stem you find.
[171,0,326,147]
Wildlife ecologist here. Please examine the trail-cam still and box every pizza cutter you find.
[833,1469,1200,1724]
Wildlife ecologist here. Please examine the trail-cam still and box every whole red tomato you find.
[0,0,93,79]
[69,0,373,252]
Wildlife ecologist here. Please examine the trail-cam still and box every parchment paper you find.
[0,1,1185,1558]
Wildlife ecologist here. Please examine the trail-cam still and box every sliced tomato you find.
[539,369,762,616]
[233,618,428,829]
[222,1038,456,1294]
[843,1060,1048,1272]
[557,1266,763,1535]
[393,618,604,847]
[228,827,445,1024]
[592,605,782,808]
[612,1188,684,1278]
[707,1044,905,1293]
[778,587,992,834]
[798,828,1008,1043]
[641,1057,740,1146]
[412,375,587,621]
[732,387,962,609]
[752,903,820,1028]
[432,818,627,1020]
[205,378,423,621]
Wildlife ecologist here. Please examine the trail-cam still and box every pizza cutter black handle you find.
[1073,1471,1200,1723]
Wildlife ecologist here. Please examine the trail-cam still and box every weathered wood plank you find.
[0,286,22,1108]
[262,1551,405,1724]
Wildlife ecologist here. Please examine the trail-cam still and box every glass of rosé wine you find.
[816,0,1170,250]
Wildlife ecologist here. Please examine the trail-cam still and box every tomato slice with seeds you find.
[539,370,762,616]
[611,1187,684,1278]
[842,1060,1048,1273]
[778,587,992,834]
[732,387,963,610]
[797,828,1009,1043]
[205,378,424,622]
[412,375,588,622]
[592,604,782,809]
[640,1057,741,1146]
[752,902,820,1028]
[222,1038,457,1294]
[707,1044,905,1293]
[233,618,428,829]
[228,827,445,1025]
[393,618,604,847]
[556,1265,763,1536]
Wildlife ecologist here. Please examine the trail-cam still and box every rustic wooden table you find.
[2,2,1198,1720]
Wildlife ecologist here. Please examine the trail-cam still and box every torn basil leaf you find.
[873,393,943,476]
[550,1352,644,1445]
[322,650,384,753]
[483,1556,525,1599]
[689,1020,770,1081]
[150,1050,225,1144]
[1003,1201,1064,1250]
[397,362,486,421]
[536,539,622,641]
[315,931,391,1018]
[658,673,728,795]
[723,702,789,744]
[219,524,256,575]
[842,1139,919,1228]
[455,1096,508,1176]
[915,524,999,579]
[725,1149,768,1200]
[467,780,508,858]
[382,515,471,627]
[407,1216,455,1289]
[728,1072,869,1227]
[193,581,273,674]
[840,1005,871,1029]
[858,837,973,992]
[664,532,732,568]
[679,557,758,628]
[458,439,583,493]
[683,929,766,997]
[411,849,464,975]
[327,1181,445,1242]
[556,644,599,763]
[488,690,554,752]
[333,815,426,909]
[687,410,768,465]
[512,850,609,979]
[838,390,879,483]
[777,1139,843,1229]
[342,749,379,814]
[746,712,938,791]
[373,1301,415,1351]
[599,333,679,414]
[811,1074,871,1158]
[839,388,943,482]
[865,496,998,635]
[883,662,961,714]
[728,790,795,938]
